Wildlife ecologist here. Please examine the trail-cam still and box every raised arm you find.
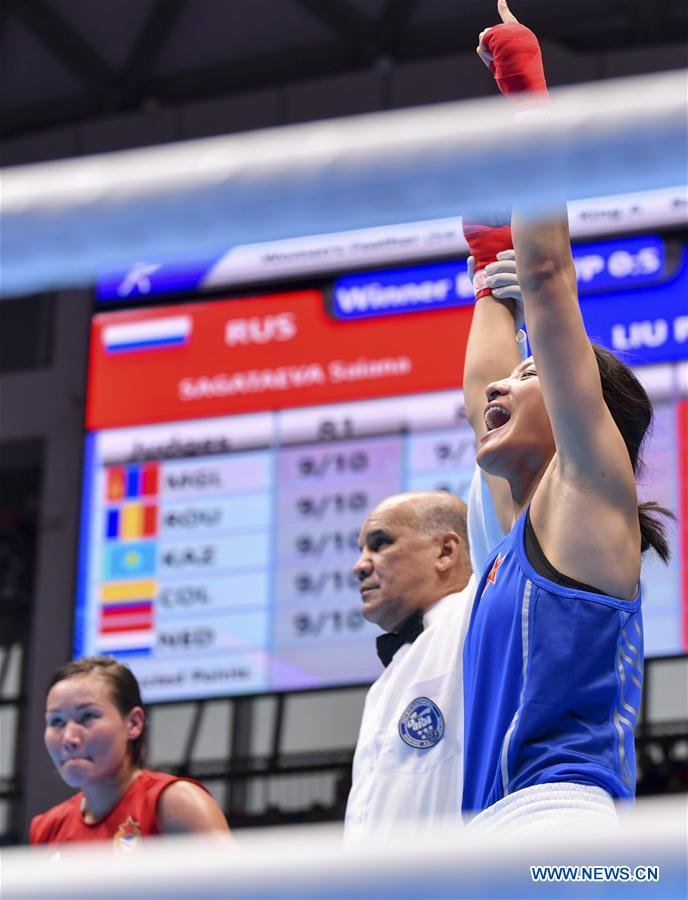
[463,248,521,437]
[462,228,523,537]
[477,2,636,497]
[512,212,633,494]
[478,1,641,597]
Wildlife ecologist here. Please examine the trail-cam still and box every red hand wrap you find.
[462,222,513,299]
[482,23,548,100]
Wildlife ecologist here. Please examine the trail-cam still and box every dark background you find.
[2,0,686,164]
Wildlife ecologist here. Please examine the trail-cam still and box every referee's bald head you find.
[354,491,472,631]
[388,491,469,550]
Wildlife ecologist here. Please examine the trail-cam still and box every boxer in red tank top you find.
[31,657,231,849]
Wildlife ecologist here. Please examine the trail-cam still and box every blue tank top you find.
[462,507,643,816]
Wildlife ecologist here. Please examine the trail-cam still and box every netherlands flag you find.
[102,316,192,353]
[98,602,154,656]
[96,634,154,656]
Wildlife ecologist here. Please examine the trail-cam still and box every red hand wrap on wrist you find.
[482,23,548,99]
[462,223,513,299]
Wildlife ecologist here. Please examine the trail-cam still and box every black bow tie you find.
[376,610,424,667]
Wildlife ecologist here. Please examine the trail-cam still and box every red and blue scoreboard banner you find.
[76,238,688,702]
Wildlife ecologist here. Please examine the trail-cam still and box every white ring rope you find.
[1,70,687,297]
[3,796,687,899]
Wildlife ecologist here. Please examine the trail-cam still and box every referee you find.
[344,491,475,841]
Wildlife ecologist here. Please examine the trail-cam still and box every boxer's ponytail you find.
[591,343,675,563]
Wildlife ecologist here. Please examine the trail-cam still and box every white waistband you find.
[467,783,618,837]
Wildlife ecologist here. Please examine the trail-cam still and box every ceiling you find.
[2,0,686,141]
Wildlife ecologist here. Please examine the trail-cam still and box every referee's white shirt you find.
[344,575,477,842]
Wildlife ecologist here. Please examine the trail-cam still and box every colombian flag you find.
[96,580,156,655]
[99,602,154,634]
[100,580,156,603]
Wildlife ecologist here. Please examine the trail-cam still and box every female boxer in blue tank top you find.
[460,1,674,828]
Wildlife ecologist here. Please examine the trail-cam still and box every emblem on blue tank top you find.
[481,551,506,597]
[398,696,445,749]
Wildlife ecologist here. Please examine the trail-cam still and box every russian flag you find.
[102,316,191,353]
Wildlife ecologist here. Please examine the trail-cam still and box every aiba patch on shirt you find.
[398,696,445,749]
[113,815,143,855]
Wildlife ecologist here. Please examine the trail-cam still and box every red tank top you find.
[30,770,206,851]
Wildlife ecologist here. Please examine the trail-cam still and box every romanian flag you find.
[106,503,158,540]
[105,463,159,502]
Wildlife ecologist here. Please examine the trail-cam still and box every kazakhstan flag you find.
[104,541,156,580]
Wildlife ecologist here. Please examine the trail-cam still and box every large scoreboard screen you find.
[76,228,688,702]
